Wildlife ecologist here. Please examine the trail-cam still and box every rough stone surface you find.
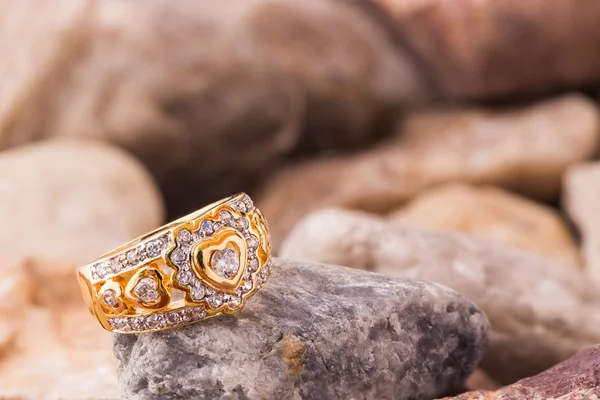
[0,140,164,263]
[114,259,489,400]
[372,0,600,99]
[391,184,581,268]
[280,210,600,384]
[440,345,600,399]
[259,94,599,249]
[0,258,118,400]
[0,0,425,214]
[564,162,600,287]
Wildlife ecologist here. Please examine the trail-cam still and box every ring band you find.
[77,193,271,334]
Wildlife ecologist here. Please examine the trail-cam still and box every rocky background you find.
[2,0,600,399]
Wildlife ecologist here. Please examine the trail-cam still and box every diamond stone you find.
[227,295,242,309]
[242,195,254,212]
[246,235,259,249]
[191,285,205,301]
[110,318,128,331]
[133,278,160,303]
[177,229,193,244]
[237,217,249,230]
[219,210,233,225]
[171,249,187,265]
[248,258,259,272]
[145,314,163,330]
[207,292,223,309]
[188,307,207,320]
[201,220,214,236]
[177,271,192,286]
[102,289,119,307]
[232,200,247,213]
[96,262,111,278]
[242,280,253,293]
[166,311,182,325]
[129,317,144,331]
[146,240,161,258]
[211,248,240,279]
[127,249,139,265]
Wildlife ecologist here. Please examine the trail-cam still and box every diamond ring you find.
[77,193,271,333]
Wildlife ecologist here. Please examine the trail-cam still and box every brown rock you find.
[280,209,600,383]
[371,0,600,99]
[260,94,599,249]
[440,345,600,399]
[0,0,425,214]
[391,184,581,268]
[564,162,600,287]
[0,140,164,263]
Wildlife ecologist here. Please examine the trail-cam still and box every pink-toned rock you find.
[439,345,600,399]
[280,209,600,383]
[391,184,581,268]
[260,94,599,250]
[371,0,600,99]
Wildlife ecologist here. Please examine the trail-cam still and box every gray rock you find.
[114,259,489,400]
[280,209,600,384]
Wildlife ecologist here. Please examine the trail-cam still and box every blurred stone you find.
[371,0,600,99]
[114,259,489,400]
[0,259,29,356]
[391,184,581,268]
[564,162,600,288]
[0,0,425,214]
[23,258,82,306]
[440,345,600,400]
[0,140,164,263]
[260,94,599,249]
[464,370,500,392]
[0,306,119,400]
[0,257,117,400]
[280,209,600,383]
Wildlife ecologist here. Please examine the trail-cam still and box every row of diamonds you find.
[231,194,255,214]
[256,259,272,289]
[92,233,173,280]
[92,195,253,281]
[107,260,272,333]
[108,306,207,333]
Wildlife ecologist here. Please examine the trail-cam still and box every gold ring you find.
[76,193,271,333]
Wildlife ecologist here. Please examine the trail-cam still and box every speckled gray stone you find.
[114,259,489,400]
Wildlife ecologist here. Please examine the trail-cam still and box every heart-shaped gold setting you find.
[124,266,171,309]
[191,228,247,294]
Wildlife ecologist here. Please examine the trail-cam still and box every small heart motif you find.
[124,266,171,309]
